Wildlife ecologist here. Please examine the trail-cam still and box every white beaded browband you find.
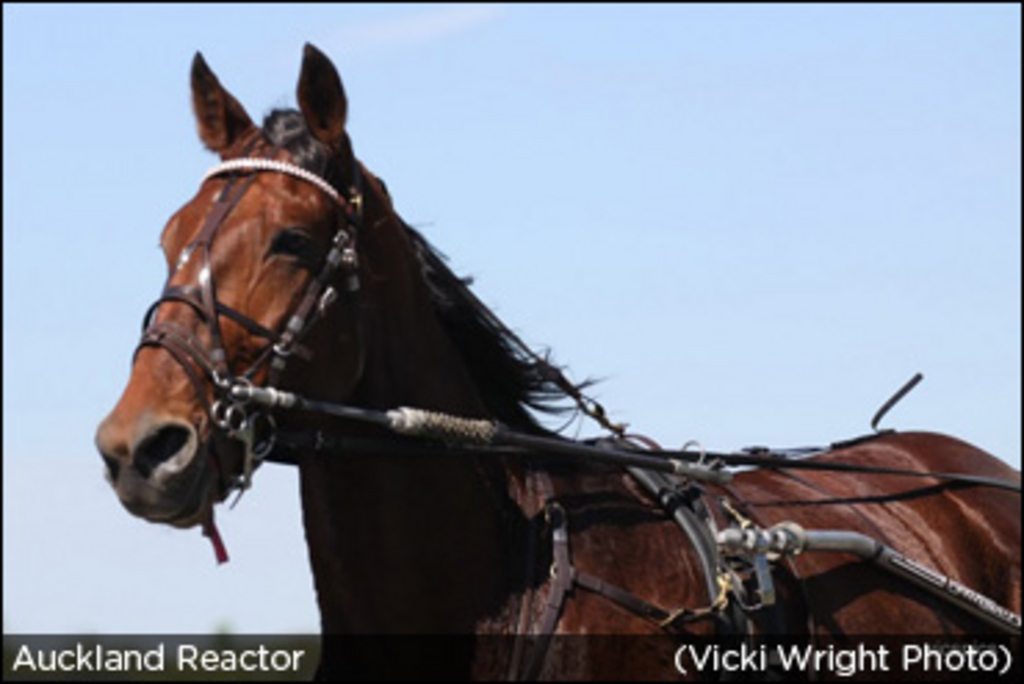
[203,158,344,207]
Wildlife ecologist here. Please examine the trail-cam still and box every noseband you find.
[136,145,364,494]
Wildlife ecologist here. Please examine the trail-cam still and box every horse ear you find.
[191,52,255,154]
[297,43,348,151]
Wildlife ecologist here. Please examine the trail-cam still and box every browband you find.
[203,158,344,207]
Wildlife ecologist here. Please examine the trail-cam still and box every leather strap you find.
[573,571,673,623]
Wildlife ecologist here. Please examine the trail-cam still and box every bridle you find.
[135,141,365,495]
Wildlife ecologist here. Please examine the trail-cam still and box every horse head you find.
[95,44,382,529]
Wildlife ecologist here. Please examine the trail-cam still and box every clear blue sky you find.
[4,4,1020,634]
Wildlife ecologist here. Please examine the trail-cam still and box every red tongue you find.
[202,509,230,564]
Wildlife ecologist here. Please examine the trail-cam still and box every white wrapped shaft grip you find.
[387,407,498,444]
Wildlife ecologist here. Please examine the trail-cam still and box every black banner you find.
[4,633,1020,681]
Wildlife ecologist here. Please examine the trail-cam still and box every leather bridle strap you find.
[266,163,363,386]
[192,170,265,378]
[137,321,220,417]
[136,157,268,406]
[142,285,312,368]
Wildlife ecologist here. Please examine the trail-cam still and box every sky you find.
[4,4,1020,635]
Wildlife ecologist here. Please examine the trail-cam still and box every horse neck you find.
[297,218,519,634]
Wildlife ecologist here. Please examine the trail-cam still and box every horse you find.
[96,44,1020,679]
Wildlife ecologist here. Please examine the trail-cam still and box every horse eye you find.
[269,228,312,259]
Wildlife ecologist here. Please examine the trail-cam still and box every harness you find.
[134,151,1022,668]
[509,466,739,681]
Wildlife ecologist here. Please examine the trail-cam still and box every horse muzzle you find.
[95,415,215,528]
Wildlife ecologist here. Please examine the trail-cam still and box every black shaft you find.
[294,396,394,427]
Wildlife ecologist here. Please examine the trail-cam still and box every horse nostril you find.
[102,454,122,483]
[133,425,192,478]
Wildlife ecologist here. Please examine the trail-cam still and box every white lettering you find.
[176,645,304,672]
[12,645,37,671]
[178,644,199,669]
[903,643,1008,673]
[674,644,766,675]
[776,644,813,672]
[10,644,165,672]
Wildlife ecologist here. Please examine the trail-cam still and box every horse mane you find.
[264,109,583,434]
[401,224,585,433]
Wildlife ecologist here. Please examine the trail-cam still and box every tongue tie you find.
[202,509,230,565]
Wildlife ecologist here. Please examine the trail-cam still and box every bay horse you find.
[96,45,1020,679]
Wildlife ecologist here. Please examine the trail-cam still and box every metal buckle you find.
[332,229,351,248]
[272,341,293,359]
[341,247,358,269]
[211,370,232,391]
[348,192,363,221]
[318,286,338,315]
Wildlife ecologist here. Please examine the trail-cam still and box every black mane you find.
[264,109,581,433]
[402,225,581,433]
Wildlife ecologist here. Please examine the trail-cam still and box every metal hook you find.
[681,440,708,468]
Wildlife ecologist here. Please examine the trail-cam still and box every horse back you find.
[720,431,1020,634]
